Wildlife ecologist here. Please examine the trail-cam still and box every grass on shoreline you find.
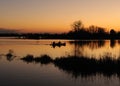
[21,55,120,78]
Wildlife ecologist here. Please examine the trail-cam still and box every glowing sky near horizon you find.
[0,0,120,33]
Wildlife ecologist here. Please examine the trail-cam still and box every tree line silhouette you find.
[1,20,120,40]
[68,20,120,39]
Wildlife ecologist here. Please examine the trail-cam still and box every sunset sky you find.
[0,0,120,33]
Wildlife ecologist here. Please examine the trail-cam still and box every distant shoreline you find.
[1,36,120,40]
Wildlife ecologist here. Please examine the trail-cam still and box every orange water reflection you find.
[0,38,120,86]
[0,39,120,59]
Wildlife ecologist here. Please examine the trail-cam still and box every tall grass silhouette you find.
[21,55,120,78]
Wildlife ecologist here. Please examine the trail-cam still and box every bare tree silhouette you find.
[72,20,84,33]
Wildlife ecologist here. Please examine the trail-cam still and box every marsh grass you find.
[21,55,120,78]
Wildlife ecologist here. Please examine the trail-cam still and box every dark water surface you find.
[0,38,120,86]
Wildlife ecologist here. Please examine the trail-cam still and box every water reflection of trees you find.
[110,40,116,48]
[69,40,105,57]
[21,54,120,79]
[69,40,120,57]
[69,40,105,49]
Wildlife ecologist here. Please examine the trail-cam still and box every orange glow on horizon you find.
[1,0,120,33]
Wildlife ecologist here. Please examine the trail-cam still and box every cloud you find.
[0,28,20,34]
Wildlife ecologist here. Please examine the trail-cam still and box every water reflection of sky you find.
[69,40,120,59]
[0,39,74,58]
[80,41,120,59]
[1,58,120,86]
[0,39,120,86]
[0,39,120,59]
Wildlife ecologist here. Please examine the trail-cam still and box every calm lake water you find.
[0,38,120,86]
